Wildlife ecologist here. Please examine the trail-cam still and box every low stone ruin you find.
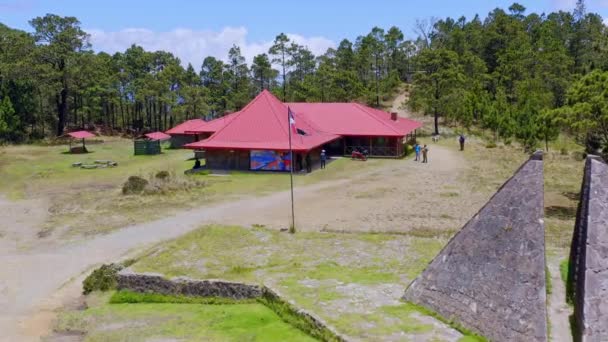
[116,269,262,300]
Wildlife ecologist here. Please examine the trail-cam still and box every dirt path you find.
[390,90,410,117]
[1,143,479,341]
[0,196,49,253]
[0,180,346,341]
[547,255,572,341]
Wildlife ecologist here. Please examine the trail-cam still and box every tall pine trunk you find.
[56,60,69,136]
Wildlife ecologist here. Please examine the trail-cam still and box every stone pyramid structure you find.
[570,156,608,341]
[403,151,547,342]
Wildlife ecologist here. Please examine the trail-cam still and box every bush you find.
[82,263,123,294]
[155,170,170,180]
[560,148,569,156]
[486,142,497,149]
[572,151,586,161]
[122,176,148,195]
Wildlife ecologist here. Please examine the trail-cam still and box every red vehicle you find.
[351,149,368,161]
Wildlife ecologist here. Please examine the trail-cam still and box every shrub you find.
[572,151,586,161]
[82,263,123,294]
[155,170,170,180]
[504,139,512,146]
[486,142,497,149]
[560,148,569,156]
[122,176,149,195]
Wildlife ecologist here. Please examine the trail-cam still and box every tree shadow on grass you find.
[561,191,580,201]
[546,206,577,219]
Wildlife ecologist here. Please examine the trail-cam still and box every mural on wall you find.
[250,150,291,171]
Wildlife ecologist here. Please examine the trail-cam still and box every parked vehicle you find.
[351,148,368,161]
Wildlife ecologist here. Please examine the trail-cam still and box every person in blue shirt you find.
[414,143,421,161]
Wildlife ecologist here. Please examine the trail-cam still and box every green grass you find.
[546,265,553,295]
[560,259,569,284]
[560,258,575,306]
[109,290,256,305]
[57,298,316,342]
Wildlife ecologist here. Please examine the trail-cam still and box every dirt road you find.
[1,143,481,341]
[0,180,346,341]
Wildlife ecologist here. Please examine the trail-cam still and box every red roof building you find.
[173,90,421,171]
[164,119,207,148]
[144,131,171,141]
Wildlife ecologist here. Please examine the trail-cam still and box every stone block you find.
[570,156,608,342]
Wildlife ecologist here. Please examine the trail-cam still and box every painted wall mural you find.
[250,150,292,171]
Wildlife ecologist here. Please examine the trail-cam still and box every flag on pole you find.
[288,107,297,135]
[287,106,296,233]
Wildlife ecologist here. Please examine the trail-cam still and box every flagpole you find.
[288,107,296,233]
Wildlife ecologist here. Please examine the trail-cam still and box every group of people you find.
[296,149,328,172]
[413,134,466,164]
[414,143,429,163]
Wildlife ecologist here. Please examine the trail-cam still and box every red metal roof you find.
[165,119,206,135]
[67,130,95,139]
[184,112,238,134]
[145,131,171,141]
[184,90,339,152]
[287,102,422,137]
[363,106,424,136]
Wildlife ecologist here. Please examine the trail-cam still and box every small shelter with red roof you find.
[172,90,421,172]
[67,130,96,153]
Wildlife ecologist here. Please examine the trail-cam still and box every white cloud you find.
[86,26,335,68]
[551,0,608,10]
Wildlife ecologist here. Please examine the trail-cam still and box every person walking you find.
[320,149,327,169]
[459,134,466,151]
[305,153,312,173]
[422,144,429,163]
[414,143,421,161]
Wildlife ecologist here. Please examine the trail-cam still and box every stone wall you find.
[570,156,608,342]
[262,285,349,342]
[115,270,349,342]
[403,151,547,342]
[117,269,262,300]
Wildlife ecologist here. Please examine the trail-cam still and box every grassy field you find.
[0,137,388,238]
[7,131,585,340]
[433,133,584,250]
[55,292,315,342]
[86,135,585,341]
[110,224,459,341]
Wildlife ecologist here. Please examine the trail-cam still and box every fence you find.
[345,145,402,157]
[134,140,161,155]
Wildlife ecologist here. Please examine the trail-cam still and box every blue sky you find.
[1,0,607,66]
